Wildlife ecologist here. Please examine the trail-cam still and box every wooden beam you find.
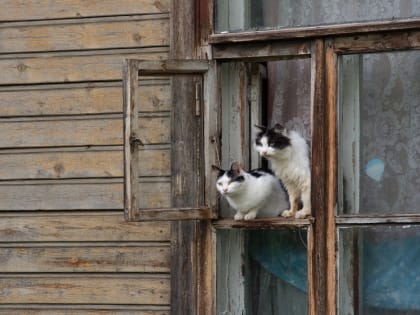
[212,217,313,229]
[136,59,209,75]
[209,18,420,44]
[134,207,214,221]
[310,39,328,315]
[212,40,310,61]
[326,39,338,315]
[336,215,420,225]
[123,59,139,221]
[332,30,420,53]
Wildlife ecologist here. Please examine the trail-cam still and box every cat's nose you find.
[261,151,267,156]
[223,188,228,193]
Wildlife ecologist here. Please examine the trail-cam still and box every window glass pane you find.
[215,0,420,33]
[338,225,420,315]
[217,229,308,314]
[338,51,420,215]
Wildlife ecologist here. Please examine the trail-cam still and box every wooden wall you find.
[0,1,172,313]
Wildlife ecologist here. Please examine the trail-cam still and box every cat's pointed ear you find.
[230,161,243,176]
[254,124,266,132]
[273,123,286,134]
[212,165,225,177]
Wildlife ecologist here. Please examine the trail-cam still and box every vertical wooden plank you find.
[326,39,338,315]
[123,59,140,221]
[216,229,246,315]
[204,60,220,215]
[197,220,216,315]
[196,0,214,59]
[170,220,198,315]
[171,0,195,59]
[169,68,202,313]
[170,1,199,315]
[310,39,327,315]
[249,64,266,169]
[169,72,201,314]
[217,61,249,315]
[198,3,217,315]
[171,74,203,209]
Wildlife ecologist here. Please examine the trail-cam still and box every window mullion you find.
[310,38,332,315]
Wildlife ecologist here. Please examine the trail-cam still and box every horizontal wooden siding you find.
[0,0,172,313]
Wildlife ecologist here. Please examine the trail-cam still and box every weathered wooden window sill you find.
[212,216,314,229]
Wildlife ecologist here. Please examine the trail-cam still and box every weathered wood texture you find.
[325,39,338,315]
[212,40,310,60]
[0,115,169,148]
[170,4,203,315]
[310,39,328,315]
[0,244,170,273]
[0,213,171,242]
[0,148,170,179]
[0,48,168,85]
[0,310,170,315]
[0,15,169,54]
[0,79,170,117]
[0,276,170,304]
[209,18,420,44]
[0,0,170,21]
[0,0,172,312]
[0,179,170,210]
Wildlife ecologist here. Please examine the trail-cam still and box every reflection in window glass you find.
[215,0,420,33]
[338,225,420,315]
[338,51,420,215]
[217,229,308,315]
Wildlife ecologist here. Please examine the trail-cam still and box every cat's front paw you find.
[234,212,244,220]
[295,208,311,219]
[244,211,257,220]
[281,209,295,218]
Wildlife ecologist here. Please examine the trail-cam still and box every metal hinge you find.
[195,81,202,116]
[129,133,143,147]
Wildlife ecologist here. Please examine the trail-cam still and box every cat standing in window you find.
[254,123,311,219]
[213,162,288,220]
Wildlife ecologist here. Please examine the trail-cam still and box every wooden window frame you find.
[208,22,420,315]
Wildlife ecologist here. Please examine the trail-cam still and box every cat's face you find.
[254,124,290,159]
[213,163,245,196]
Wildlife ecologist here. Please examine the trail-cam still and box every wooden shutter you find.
[123,59,219,221]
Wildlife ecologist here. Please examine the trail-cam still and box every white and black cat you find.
[213,162,288,220]
[254,123,311,219]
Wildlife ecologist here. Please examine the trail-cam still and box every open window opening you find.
[215,57,314,315]
[216,59,312,221]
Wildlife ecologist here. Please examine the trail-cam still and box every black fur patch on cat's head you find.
[212,162,245,182]
[249,168,274,178]
[255,123,291,150]
[212,165,226,179]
